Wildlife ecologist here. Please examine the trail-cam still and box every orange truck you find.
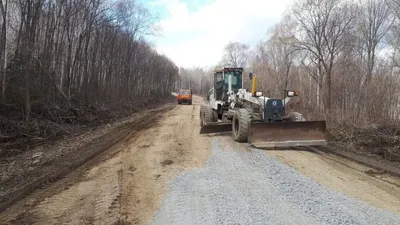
[177,89,192,105]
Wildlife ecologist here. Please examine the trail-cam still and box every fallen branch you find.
[46,120,71,134]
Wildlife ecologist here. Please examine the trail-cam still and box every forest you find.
[0,0,179,150]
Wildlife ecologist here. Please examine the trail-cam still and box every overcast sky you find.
[141,0,295,68]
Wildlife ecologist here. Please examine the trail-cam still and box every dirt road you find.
[0,95,213,224]
[1,95,400,224]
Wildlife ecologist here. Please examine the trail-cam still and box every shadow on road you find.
[199,124,232,134]
[250,146,314,152]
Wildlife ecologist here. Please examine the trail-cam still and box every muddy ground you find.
[0,94,399,224]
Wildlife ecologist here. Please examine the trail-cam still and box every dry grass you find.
[328,120,400,163]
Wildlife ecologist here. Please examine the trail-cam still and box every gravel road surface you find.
[152,140,400,225]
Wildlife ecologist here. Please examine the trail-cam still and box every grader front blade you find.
[248,121,327,148]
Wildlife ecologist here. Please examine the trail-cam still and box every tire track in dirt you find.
[0,105,173,225]
[0,104,174,214]
[119,96,213,224]
[34,155,123,224]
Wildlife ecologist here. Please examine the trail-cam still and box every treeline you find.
[0,0,179,123]
[185,0,400,125]
[177,67,213,95]
[250,0,400,123]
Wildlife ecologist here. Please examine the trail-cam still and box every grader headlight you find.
[255,91,263,97]
[287,91,298,97]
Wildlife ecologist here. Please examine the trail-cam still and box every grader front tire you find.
[232,109,251,142]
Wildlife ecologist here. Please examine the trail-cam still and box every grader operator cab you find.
[200,67,327,148]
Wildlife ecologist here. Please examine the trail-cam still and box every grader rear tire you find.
[203,106,214,125]
[200,106,205,126]
[213,110,219,121]
[232,109,251,142]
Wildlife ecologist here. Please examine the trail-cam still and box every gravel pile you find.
[152,139,400,225]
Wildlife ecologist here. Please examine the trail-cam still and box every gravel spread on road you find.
[152,139,400,225]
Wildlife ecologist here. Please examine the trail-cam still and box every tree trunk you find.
[0,0,7,103]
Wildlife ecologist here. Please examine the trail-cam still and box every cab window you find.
[179,90,190,95]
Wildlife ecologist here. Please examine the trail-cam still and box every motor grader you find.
[199,67,327,148]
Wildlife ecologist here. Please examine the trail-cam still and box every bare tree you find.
[353,0,395,117]
[290,0,354,113]
[112,0,159,38]
[0,0,8,103]
[265,21,299,94]
[386,0,400,67]
[220,41,249,68]
[386,0,400,20]
[356,0,394,83]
